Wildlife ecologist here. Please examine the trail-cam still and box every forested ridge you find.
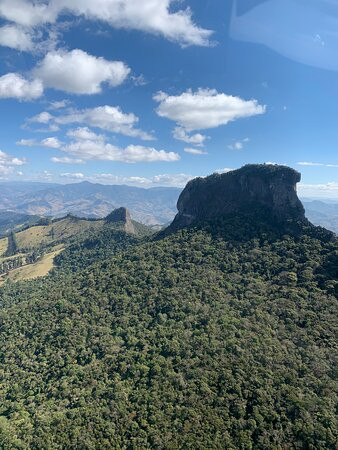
[0,211,337,449]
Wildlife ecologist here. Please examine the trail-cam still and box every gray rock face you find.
[168,164,305,231]
[105,207,135,234]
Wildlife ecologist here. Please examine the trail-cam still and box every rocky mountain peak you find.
[105,207,135,234]
[167,164,305,232]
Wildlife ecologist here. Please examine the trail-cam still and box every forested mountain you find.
[0,181,180,225]
[0,165,337,448]
[0,208,149,285]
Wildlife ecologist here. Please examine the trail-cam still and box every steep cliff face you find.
[168,164,305,231]
[105,207,135,234]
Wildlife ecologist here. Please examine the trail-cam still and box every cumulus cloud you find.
[63,139,180,163]
[34,49,130,94]
[184,147,207,155]
[0,73,43,100]
[173,126,207,146]
[0,0,55,27]
[28,111,53,123]
[0,0,212,47]
[154,89,266,131]
[0,149,25,166]
[0,24,33,51]
[17,137,62,148]
[66,127,105,141]
[53,105,154,140]
[41,137,62,148]
[51,156,84,164]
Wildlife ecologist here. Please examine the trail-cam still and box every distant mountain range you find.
[0,210,42,236]
[0,181,180,225]
[302,199,338,234]
[0,181,337,232]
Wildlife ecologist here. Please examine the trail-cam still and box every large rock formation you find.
[167,164,305,231]
[105,207,135,234]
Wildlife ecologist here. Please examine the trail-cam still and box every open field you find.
[0,237,8,256]
[0,247,64,284]
[16,217,104,250]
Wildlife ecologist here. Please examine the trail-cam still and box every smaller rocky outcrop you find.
[105,207,135,234]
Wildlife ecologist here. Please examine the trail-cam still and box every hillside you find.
[0,181,180,225]
[0,165,336,448]
[0,209,148,285]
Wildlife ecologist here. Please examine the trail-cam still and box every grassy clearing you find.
[16,217,104,250]
[0,237,8,256]
[0,247,64,284]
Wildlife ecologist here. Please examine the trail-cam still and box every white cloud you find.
[0,149,26,178]
[54,105,153,140]
[228,138,249,150]
[91,172,193,187]
[215,167,233,174]
[151,173,193,187]
[67,127,105,141]
[38,124,60,133]
[0,24,32,51]
[63,139,180,163]
[17,137,62,148]
[51,156,84,164]
[154,89,266,131]
[0,73,43,100]
[28,111,53,123]
[0,149,25,166]
[0,0,56,27]
[49,99,70,110]
[298,162,324,167]
[60,172,85,179]
[173,126,207,146]
[0,0,213,47]
[228,142,243,150]
[41,137,62,148]
[298,182,338,199]
[131,74,147,86]
[184,147,207,155]
[298,162,338,167]
[34,49,130,95]
[16,138,35,146]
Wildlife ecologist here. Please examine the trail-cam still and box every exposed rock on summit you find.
[105,207,135,234]
[168,164,305,232]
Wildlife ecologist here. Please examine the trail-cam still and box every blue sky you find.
[0,0,337,197]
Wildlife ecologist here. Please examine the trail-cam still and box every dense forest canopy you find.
[0,204,337,448]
